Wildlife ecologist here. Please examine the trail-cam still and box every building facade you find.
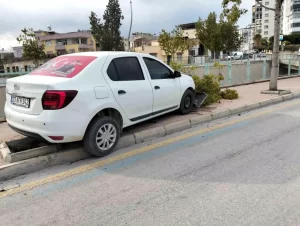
[252,0,275,39]
[282,0,300,34]
[35,30,96,56]
[131,32,187,63]
[239,24,255,52]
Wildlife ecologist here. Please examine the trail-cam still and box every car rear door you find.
[141,57,181,114]
[102,55,153,122]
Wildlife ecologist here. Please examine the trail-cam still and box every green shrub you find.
[284,44,300,52]
[220,89,239,100]
[169,61,183,71]
[192,74,222,106]
[170,62,238,106]
[0,74,21,78]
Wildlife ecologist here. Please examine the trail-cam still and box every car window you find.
[143,57,173,80]
[107,62,119,81]
[108,57,144,81]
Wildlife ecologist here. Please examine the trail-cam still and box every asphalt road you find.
[1,99,300,226]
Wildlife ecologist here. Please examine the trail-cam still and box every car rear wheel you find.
[84,116,120,157]
[179,89,195,115]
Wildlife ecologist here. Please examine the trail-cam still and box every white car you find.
[5,52,196,157]
[225,52,244,60]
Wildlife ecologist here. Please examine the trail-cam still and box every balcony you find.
[55,45,66,51]
[40,32,92,41]
[78,44,94,49]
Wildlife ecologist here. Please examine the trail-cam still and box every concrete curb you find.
[0,148,91,181]
[1,91,300,181]
[0,118,6,123]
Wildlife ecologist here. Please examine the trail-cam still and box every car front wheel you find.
[84,116,120,157]
[179,89,195,115]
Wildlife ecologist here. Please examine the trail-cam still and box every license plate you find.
[11,96,30,108]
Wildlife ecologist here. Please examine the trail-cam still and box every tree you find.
[196,13,222,60]
[1,52,14,65]
[195,12,242,59]
[90,0,125,51]
[158,26,192,64]
[219,20,243,52]
[16,28,46,67]
[89,12,103,50]
[221,0,248,24]
[222,0,285,91]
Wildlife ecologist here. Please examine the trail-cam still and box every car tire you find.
[179,89,195,115]
[84,116,120,157]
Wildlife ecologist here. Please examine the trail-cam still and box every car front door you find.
[142,57,181,114]
[103,56,153,122]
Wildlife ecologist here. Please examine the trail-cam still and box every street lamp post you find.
[128,0,133,52]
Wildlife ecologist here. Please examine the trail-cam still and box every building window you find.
[177,53,183,62]
[264,31,268,35]
[45,41,52,46]
[57,39,67,46]
[265,19,269,23]
[292,22,300,27]
[264,25,269,29]
[6,67,10,73]
[80,38,87,44]
[265,8,269,11]
[265,13,269,17]
[265,1,269,5]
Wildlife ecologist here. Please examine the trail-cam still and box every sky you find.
[0,0,253,50]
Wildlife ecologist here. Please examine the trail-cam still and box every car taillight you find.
[42,90,78,110]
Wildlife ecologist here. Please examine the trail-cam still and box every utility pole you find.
[128,0,133,52]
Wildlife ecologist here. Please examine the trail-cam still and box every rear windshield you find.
[29,55,97,78]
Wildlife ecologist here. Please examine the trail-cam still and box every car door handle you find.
[118,90,126,95]
[154,86,160,90]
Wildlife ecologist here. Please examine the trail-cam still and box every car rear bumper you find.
[4,103,87,143]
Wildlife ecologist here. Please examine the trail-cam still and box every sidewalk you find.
[1,77,300,143]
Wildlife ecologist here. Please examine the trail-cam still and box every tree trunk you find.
[214,51,216,63]
[269,1,281,91]
[167,55,172,65]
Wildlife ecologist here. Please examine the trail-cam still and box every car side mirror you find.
[173,71,181,78]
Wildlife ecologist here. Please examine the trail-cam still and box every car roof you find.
[67,51,155,58]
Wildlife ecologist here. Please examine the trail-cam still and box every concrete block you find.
[230,106,247,115]
[282,94,293,101]
[47,148,90,167]
[246,102,261,111]
[279,90,292,95]
[116,133,136,150]
[0,142,7,149]
[293,92,300,99]
[9,145,57,163]
[164,120,191,135]
[134,126,166,144]
[0,156,49,182]
[272,96,284,104]
[0,147,11,162]
[259,99,273,107]
[211,109,231,120]
[190,114,213,126]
